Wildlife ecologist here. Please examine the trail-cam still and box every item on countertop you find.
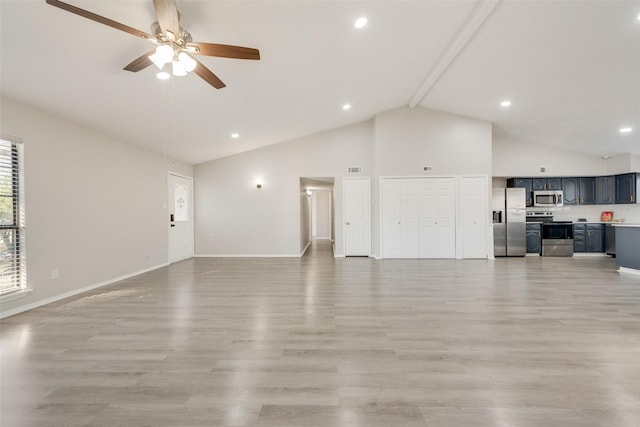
[577,218,587,222]
[601,211,613,222]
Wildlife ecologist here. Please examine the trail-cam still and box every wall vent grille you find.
[347,166,362,174]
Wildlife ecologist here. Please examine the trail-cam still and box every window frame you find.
[0,137,26,297]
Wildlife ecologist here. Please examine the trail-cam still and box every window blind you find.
[0,139,25,295]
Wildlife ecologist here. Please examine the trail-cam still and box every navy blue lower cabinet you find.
[526,223,541,254]
[586,224,604,252]
[574,224,586,252]
[574,223,604,253]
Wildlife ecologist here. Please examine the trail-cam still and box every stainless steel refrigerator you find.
[492,188,526,256]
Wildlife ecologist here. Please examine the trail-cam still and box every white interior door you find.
[344,177,371,256]
[460,176,488,258]
[382,178,420,258]
[169,173,194,263]
[420,178,456,258]
[382,177,456,259]
[399,179,420,258]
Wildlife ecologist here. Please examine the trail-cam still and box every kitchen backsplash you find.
[536,204,640,223]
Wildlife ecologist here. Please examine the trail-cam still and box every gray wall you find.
[194,121,374,257]
[195,106,494,258]
[0,97,193,318]
[371,107,493,257]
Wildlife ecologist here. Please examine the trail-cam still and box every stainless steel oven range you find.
[541,221,574,257]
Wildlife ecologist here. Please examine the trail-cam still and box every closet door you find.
[459,177,488,258]
[382,179,401,258]
[398,179,420,258]
[420,178,456,258]
[382,178,419,258]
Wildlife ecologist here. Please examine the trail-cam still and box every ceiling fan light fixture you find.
[156,70,170,80]
[155,44,174,64]
[354,17,368,29]
[178,52,197,72]
[172,60,187,77]
[148,52,166,70]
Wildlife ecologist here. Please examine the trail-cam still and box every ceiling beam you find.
[409,0,502,107]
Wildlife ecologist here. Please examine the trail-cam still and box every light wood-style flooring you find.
[2,241,640,426]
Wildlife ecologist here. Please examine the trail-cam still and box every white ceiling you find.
[1,1,639,165]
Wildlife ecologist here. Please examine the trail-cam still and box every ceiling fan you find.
[45,0,260,89]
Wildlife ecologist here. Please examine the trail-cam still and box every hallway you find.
[302,239,334,259]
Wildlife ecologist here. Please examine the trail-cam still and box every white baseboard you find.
[194,254,301,258]
[618,267,640,276]
[573,253,609,257]
[0,262,169,319]
[300,241,311,257]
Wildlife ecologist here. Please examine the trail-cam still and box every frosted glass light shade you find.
[178,52,197,72]
[156,44,174,63]
[148,53,165,69]
[172,60,187,77]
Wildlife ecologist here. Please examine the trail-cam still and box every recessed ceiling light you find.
[500,100,511,107]
[354,17,367,29]
[342,103,352,111]
[231,133,240,138]
[619,127,633,134]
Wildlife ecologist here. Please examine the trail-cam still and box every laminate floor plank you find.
[2,241,640,426]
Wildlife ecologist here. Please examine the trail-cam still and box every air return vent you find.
[347,166,362,174]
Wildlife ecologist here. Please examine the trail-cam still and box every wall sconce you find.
[256,178,263,189]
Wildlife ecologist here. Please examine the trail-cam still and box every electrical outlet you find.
[51,269,59,280]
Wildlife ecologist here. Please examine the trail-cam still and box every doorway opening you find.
[300,177,334,257]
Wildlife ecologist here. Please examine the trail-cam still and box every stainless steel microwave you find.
[533,190,563,207]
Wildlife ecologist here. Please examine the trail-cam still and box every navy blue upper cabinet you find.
[579,177,596,205]
[532,178,562,191]
[508,174,636,205]
[615,173,637,204]
[596,176,615,204]
[562,177,596,205]
[562,178,579,205]
[507,178,533,206]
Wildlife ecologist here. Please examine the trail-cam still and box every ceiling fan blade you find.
[45,0,154,40]
[123,51,156,72]
[187,42,260,60]
[192,59,226,89]
[153,0,181,41]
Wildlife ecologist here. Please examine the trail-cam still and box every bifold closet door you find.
[382,177,455,259]
[382,178,419,258]
[419,178,456,258]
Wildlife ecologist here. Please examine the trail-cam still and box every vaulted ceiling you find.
[1,1,639,165]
